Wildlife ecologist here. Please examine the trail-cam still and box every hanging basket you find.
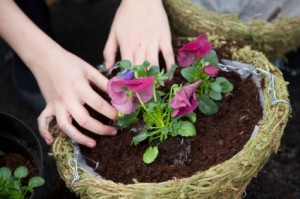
[163,0,300,60]
[50,38,290,198]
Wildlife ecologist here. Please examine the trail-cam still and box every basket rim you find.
[51,40,290,198]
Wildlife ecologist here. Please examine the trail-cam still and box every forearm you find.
[0,0,62,75]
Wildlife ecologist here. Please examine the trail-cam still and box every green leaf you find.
[6,189,22,199]
[181,66,199,82]
[183,112,197,123]
[177,121,196,137]
[133,64,147,78]
[147,102,157,110]
[203,50,219,66]
[143,146,159,164]
[119,60,132,71]
[0,167,11,180]
[132,130,148,145]
[147,66,160,76]
[170,129,178,137]
[172,122,181,130]
[14,166,28,179]
[164,64,178,78]
[117,112,139,128]
[209,90,222,101]
[143,112,154,126]
[210,82,222,92]
[161,127,169,135]
[198,95,218,115]
[216,77,234,93]
[28,176,45,189]
[142,60,151,68]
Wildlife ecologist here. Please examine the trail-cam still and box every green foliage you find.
[117,111,139,128]
[215,77,234,93]
[0,165,45,199]
[180,51,234,115]
[203,50,219,66]
[198,95,218,115]
[117,63,196,164]
[143,146,159,164]
[181,66,199,83]
[119,60,132,71]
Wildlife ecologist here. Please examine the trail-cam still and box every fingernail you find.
[111,129,118,135]
[45,138,51,145]
[104,61,111,69]
[87,142,95,148]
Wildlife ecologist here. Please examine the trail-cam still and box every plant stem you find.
[135,93,162,127]
[153,84,157,102]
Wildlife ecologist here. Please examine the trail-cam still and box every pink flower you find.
[177,34,212,67]
[170,80,201,117]
[203,65,219,77]
[108,76,155,114]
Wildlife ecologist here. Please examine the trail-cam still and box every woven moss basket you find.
[51,39,290,198]
[163,0,300,60]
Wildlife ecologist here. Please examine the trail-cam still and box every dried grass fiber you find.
[163,0,300,60]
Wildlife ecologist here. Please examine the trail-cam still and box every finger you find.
[66,97,117,136]
[87,67,109,92]
[145,45,159,67]
[38,104,55,145]
[160,40,175,71]
[79,83,118,120]
[133,45,146,66]
[119,43,134,64]
[55,105,97,148]
[103,30,118,70]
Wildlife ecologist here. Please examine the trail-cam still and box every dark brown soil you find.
[80,70,262,184]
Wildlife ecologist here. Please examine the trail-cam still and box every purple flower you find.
[170,80,201,117]
[120,69,134,80]
[108,76,155,114]
[203,65,219,77]
[177,34,212,67]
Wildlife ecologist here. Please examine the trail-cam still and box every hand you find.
[103,0,175,70]
[35,48,118,148]
[0,0,118,148]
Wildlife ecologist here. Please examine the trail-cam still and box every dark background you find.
[0,1,299,198]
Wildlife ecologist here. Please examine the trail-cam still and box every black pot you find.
[0,111,44,199]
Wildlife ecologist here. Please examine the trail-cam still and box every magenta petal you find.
[182,80,201,97]
[107,77,127,102]
[197,33,209,42]
[121,76,155,92]
[108,77,135,114]
[177,33,212,65]
[112,97,137,114]
[170,90,191,109]
[191,40,212,58]
[172,96,198,117]
[137,85,154,103]
[177,51,195,67]
[170,80,201,117]
[107,76,154,114]
[181,39,201,51]
[204,65,219,77]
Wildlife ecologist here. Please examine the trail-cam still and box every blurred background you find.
[0,0,299,198]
